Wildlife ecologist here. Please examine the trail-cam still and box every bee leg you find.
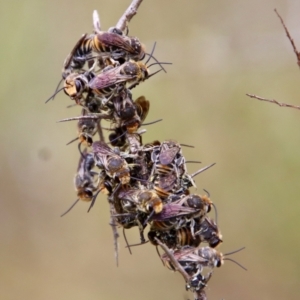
[190,219,196,238]
[136,218,146,243]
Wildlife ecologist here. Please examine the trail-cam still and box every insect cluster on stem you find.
[46,2,245,299]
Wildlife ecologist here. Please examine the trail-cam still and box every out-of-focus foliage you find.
[1,0,300,299]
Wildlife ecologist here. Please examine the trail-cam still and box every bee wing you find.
[89,68,133,90]
[159,147,180,165]
[152,203,199,220]
[158,172,177,191]
[76,148,89,175]
[63,34,89,69]
[135,96,150,123]
[92,141,114,155]
[97,32,136,53]
[118,188,139,204]
[202,217,218,230]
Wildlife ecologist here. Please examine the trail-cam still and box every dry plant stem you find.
[194,290,207,300]
[246,93,300,110]
[155,238,207,300]
[97,119,105,142]
[107,0,143,264]
[109,200,120,266]
[115,0,143,31]
[274,9,300,67]
[155,238,190,282]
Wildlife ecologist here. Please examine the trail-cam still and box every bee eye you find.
[75,80,82,91]
[146,204,153,212]
[120,106,136,120]
[84,190,93,198]
[209,237,221,248]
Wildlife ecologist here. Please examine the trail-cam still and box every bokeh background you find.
[1,0,300,299]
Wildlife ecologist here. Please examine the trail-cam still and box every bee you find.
[113,187,162,243]
[64,59,167,103]
[188,246,246,271]
[63,71,95,103]
[92,141,130,185]
[150,140,190,198]
[61,150,99,216]
[150,198,201,231]
[74,150,98,200]
[108,91,149,134]
[148,226,202,249]
[66,109,98,150]
[161,246,246,291]
[159,245,213,293]
[62,31,145,78]
[124,95,150,133]
[158,140,182,165]
[186,272,212,293]
[117,187,163,215]
[183,194,212,213]
[151,170,179,199]
[194,217,223,248]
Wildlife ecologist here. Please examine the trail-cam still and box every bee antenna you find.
[78,141,85,158]
[155,246,163,265]
[224,246,246,256]
[147,68,163,78]
[143,209,156,227]
[144,42,167,73]
[147,61,172,69]
[223,258,247,271]
[60,199,80,217]
[191,163,216,178]
[185,161,202,164]
[212,203,218,225]
[180,143,194,148]
[66,103,77,109]
[57,114,108,123]
[107,130,127,144]
[66,136,79,146]
[142,118,163,126]
[87,189,102,212]
[145,42,156,65]
[122,228,132,255]
[45,86,65,103]
[125,240,149,248]
[203,189,210,198]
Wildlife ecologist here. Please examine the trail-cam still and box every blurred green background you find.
[1,0,300,299]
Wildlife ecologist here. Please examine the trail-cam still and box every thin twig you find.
[109,200,120,266]
[155,238,190,282]
[115,0,143,31]
[194,290,207,300]
[97,119,105,143]
[246,93,300,110]
[274,8,300,67]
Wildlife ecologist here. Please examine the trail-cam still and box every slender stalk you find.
[115,0,143,31]
[246,93,300,110]
[274,9,300,67]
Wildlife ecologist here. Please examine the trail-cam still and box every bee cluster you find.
[47,4,242,300]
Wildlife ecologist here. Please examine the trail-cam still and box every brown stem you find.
[154,238,190,283]
[115,0,143,31]
[109,201,119,266]
[246,93,300,110]
[274,8,300,67]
